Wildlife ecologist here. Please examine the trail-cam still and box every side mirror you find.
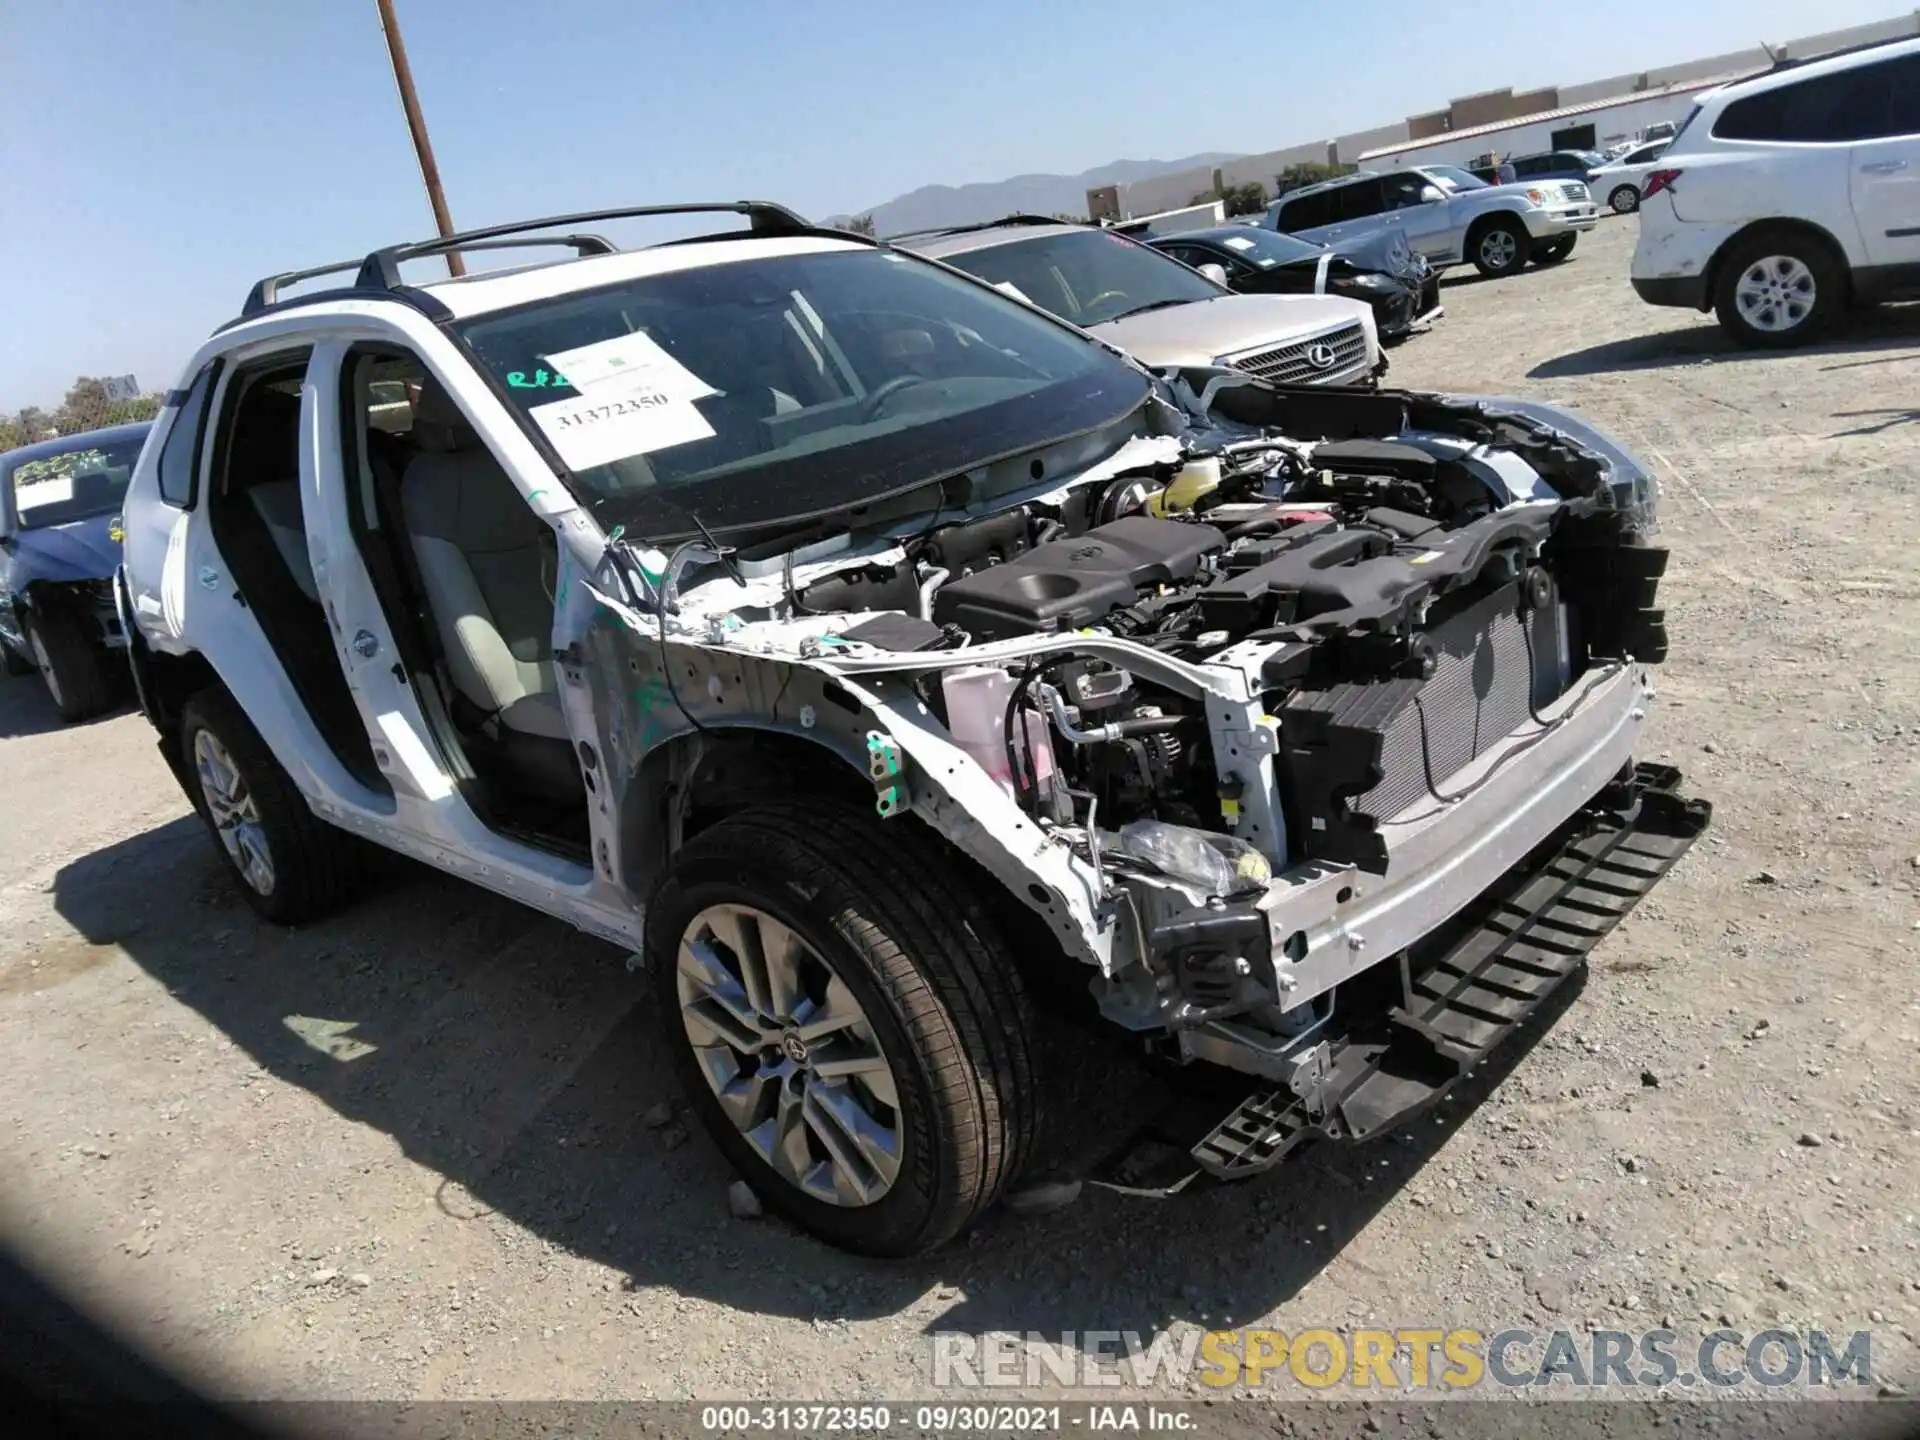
[1419,185,1446,204]
[1197,263,1230,286]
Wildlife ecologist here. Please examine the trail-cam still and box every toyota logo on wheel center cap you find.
[1305,342,1338,370]
[780,1032,810,1064]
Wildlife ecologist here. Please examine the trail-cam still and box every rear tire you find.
[22,609,112,721]
[1470,216,1529,278]
[1533,235,1577,265]
[645,802,1040,1256]
[1609,185,1640,215]
[1713,230,1844,348]
[180,688,362,924]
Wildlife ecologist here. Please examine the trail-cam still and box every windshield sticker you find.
[529,377,715,471]
[543,332,717,402]
[508,369,573,389]
[1222,236,1256,252]
[15,476,74,509]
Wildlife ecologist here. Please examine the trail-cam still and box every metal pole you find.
[374,0,465,277]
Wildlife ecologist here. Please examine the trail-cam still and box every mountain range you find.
[828,153,1243,237]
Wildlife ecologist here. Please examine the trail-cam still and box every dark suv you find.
[1505,150,1607,186]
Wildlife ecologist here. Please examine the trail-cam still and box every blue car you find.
[1504,149,1608,187]
[0,421,151,719]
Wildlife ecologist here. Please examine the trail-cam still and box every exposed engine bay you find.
[600,379,1678,1098]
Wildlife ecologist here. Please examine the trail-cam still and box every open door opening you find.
[205,355,387,793]
[337,344,589,856]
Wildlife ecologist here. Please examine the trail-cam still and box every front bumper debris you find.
[1088,764,1710,1195]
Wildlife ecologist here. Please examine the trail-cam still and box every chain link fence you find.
[2,376,163,452]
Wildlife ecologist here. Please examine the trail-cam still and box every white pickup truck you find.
[1269,165,1601,278]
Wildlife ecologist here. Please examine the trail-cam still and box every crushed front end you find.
[602,374,1707,1189]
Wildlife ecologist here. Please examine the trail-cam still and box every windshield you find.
[456,246,1149,540]
[6,435,145,530]
[1420,166,1488,192]
[1186,228,1324,269]
[1569,150,1606,169]
[938,230,1223,328]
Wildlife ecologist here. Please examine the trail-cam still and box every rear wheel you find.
[1533,234,1577,265]
[1609,184,1640,215]
[1714,230,1843,348]
[1470,217,1529,278]
[645,801,1040,1256]
[22,609,112,721]
[180,688,362,923]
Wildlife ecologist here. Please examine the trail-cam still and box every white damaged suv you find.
[117,203,1706,1255]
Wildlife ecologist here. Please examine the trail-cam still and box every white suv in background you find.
[1631,35,1920,346]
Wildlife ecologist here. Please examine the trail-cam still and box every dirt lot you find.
[1,217,1918,1415]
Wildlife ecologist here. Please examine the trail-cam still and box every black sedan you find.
[1150,225,1441,341]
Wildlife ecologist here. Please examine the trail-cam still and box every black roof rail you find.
[1763,29,1917,73]
[238,201,811,319]
[883,213,1077,243]
[240,235,617,318]
[354,200,812,290]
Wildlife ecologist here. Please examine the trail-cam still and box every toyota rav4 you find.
[117,202,1705,1256]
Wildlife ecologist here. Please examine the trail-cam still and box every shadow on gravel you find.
[52,814,1580,1349]
[0,670,132,738]
[1529,303,1920,378]
[1436,258,1579,291]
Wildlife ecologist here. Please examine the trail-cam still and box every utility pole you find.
[374,0,465,276]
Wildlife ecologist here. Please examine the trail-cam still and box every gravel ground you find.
[1,217,1918,1422]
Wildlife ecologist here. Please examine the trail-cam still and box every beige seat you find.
[248,482,319,603]
[399,381,567,742]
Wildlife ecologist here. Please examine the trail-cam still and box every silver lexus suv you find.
[1270,166,1601,279]
[897,217,1382,387]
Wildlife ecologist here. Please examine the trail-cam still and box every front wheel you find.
[22,609,112,721]
[1714,231,1843,348]
[1470,217,1529,278]
[645,802,1040,1256]
[180,688,362,923]
[1609,185,1640,215]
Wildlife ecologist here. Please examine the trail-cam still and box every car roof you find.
[0,421,153,469]
[415,234,867,318]
[895,221,1092,261]
[1275,171,1382,203]
[1151,226,1305,248]
[1702,33,1920,105]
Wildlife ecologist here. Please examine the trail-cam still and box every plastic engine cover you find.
[932,516,1224,642]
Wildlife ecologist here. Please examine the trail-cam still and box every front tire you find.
[645,802,1040,1257]
[1609,185,1640,215]
[180,688,361,923]
[22,609,112,721]
[1470,216,1529,278]
[1714,230,1844,348]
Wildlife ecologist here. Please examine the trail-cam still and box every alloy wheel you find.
[27,625,63,710]
[1480,229,1519,270]
[193,729,277,895]
[675,903,903,1206]
[1734,255,1816,334]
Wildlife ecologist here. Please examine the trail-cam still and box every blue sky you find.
[0,0,1898,407]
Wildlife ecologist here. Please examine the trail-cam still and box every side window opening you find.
[157,363,218,507]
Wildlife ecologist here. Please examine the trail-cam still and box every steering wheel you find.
[1080,290,1130,313]
[858,374,925,420]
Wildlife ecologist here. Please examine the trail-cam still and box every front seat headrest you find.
[412,378,478,455]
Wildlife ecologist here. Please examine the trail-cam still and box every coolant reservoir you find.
[1151,457,1223,515]
[940,666,1055,798]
